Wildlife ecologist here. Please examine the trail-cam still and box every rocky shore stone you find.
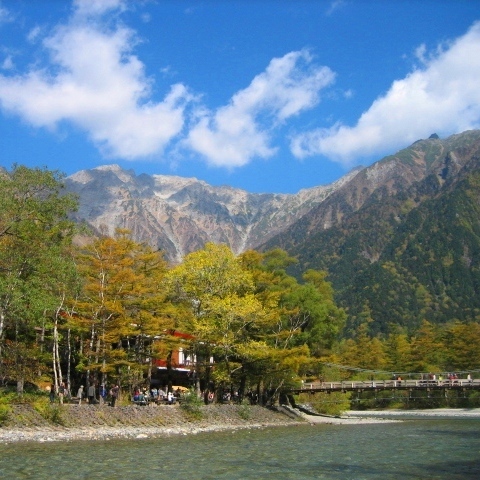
[0,403,303,444]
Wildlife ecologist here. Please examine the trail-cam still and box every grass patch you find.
[297,391,350,416]
[0,386,51,405]
[238,402,251,420]
[33,398,66,426]
[180,390,204,420]
[0,404,11,426]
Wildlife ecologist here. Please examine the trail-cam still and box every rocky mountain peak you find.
[66,164,354,262]
[66,130,480,265]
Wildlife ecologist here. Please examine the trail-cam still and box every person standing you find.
[49,384,56,403]
[58,382,65,404]
[110,385,119,407]
[77,385,84,405]
[88,383,96,404]
[99,384,107,404]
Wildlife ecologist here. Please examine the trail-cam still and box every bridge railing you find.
[301,378,480,391]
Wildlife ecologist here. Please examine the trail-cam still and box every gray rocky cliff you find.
[66,164,360,262]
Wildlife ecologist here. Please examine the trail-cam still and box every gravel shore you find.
[346,408,480,419]
[5,404,472,444]
[0,403,409,444]
[0,403,303,444]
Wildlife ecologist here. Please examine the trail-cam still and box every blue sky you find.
[1,1,479,194]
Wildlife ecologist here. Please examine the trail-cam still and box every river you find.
[1,418,479,479]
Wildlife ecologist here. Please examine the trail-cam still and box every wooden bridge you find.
[290,378,480,394]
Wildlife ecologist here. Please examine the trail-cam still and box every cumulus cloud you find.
[291,22,480,165]
[0,1,335,169]
[0,1,190,159]
[73,0,126,18]
[0,2,13,26]
[1,54,12,70]
[326,0,347,17]
[186,50,335,167]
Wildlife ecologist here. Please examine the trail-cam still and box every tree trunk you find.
[52,338,58,390]
[146,340,153,385]
[166,350,173,392]
[0,310,4,344]
[53,314,63,389]
[256,379,263,406]
[16,377,24,395]
[38,317,46,378]
[238,372,246,403]
[66,328,72,395]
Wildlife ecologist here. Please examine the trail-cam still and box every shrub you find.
[0,404,11,426]
[297,391,350,416]
[180,390,204,420]
[33,398,66,426]
[238,402,251,420]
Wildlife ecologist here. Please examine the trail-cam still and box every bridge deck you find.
[291,379,480,394]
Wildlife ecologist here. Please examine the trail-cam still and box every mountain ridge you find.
[65,130,480,331]
[66,131,480,265]
[261,129,480,332]
[66,162,361,262]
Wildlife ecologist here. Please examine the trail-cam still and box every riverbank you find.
[4,404,473,444]
[346,407,480,419]
[295,407,480,425]
[0,403,403,444]
[0,403,302,444]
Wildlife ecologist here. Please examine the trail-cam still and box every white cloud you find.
[326,0,347,17]
[186,50,335,167]
[0,2,13,25]
[0,2,191,159]
[1,54,13,70]
[414,43,427,64]
[291,22,480,165]
[73,0,126,18]
[27,26,43,43]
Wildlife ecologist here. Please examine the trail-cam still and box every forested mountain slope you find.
[262,130,480,334]
[65,130,480,334]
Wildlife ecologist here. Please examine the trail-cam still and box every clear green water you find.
[1,419,479,479]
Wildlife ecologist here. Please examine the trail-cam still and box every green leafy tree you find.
[281,270,346,356]
[0,166,77,393]
[166,243,269,400]
[239,250,342,401]
[0,166,78,393]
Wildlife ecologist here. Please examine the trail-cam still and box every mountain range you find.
[66,129,480,333]
[66,161,359,263]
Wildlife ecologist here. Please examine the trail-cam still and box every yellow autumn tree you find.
[74,229,173,391]
[166,243,270,400]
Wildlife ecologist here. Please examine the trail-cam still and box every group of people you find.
[133,386,181,405]
[48,382,199,407]
[48,382,119,406]
[76,383,120,406]
[49,382,66,404]
[418,372,474,384]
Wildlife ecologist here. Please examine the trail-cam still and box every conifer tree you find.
[410,320,444,373]
[443,321,480,371]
